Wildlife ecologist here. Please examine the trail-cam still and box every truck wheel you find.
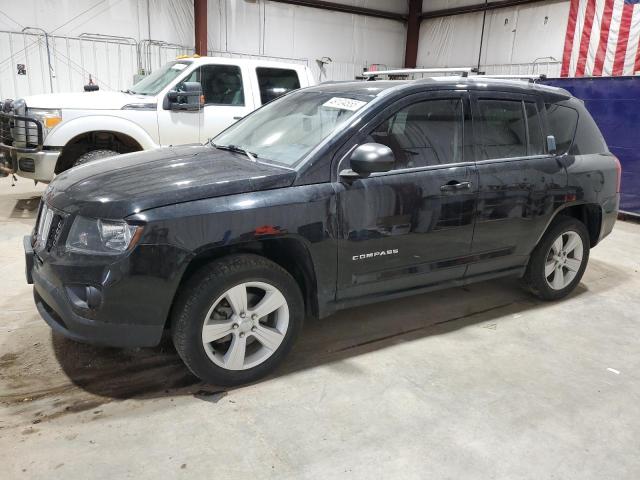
[522,216,590,301]
[171,254,304,386]
[73,149,119,167]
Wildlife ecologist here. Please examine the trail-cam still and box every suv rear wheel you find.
[171,254,304,385]
[523,216,590,301]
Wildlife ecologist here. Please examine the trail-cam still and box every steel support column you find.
[404,0,423,68]
[194,0,207,56]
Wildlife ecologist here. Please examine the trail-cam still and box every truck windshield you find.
[129,61,192,95]
[212,90,372,167]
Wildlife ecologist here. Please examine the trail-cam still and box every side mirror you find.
[163,81,203,111]
[340,143,395,179]
[547,135,557,155]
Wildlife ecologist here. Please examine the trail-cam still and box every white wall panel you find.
[417,0,571,75]
[0,0,406,98]
[481,7,519,65]
[417,13,483,68]
[207,0,406,81]
[0,0,193,45]
[509,0,570,64]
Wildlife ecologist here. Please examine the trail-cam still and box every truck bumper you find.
[14,149,60,182]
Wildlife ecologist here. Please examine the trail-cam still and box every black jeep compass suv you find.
[25,78,620,385]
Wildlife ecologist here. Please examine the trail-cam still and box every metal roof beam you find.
[268,0,407,22]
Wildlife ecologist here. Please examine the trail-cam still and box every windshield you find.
[212,90,373,167]
[130,61,192,95]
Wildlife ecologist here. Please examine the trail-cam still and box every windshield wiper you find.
[212,143,258,162]
[122,88,135,94]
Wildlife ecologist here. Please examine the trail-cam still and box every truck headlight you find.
[28,108,62,130]
[66,216,142,255]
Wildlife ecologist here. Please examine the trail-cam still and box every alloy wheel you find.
[201,281,289,370]
[544,230,584,290]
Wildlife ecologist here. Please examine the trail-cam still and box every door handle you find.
[440,181,472,192]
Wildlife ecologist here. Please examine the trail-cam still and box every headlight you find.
[66,216,142,255]
[28,108,62,130]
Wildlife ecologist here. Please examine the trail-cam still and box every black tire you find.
[171,254,304,386]
[73,149,119,167]
[522,215,590,301]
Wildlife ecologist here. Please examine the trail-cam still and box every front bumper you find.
[1,108,57,182]
[26,235,167,348]
[13,149,60,182]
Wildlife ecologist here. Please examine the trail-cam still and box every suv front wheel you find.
[523,216,590,301]
[171,254,304,386]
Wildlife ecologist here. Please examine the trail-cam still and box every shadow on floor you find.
[48,274,600,402]
[9,196,40,219]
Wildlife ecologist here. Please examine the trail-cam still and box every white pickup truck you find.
[0,56,314,182]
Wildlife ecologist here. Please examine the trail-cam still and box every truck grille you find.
[0,99,44,153]
[34,202,66,252]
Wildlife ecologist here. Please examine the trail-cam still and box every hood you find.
[45,145,296,218]
[22,91,154,110]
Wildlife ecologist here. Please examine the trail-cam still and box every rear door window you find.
[545,103,578,154]
[256,67,301,104]
[476,99,527,159]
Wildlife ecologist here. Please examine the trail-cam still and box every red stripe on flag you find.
[612,3,634,75]
[575,0,597,77]
[592,0,615,76]
[561,0,581,77]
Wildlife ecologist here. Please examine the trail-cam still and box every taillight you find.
[613,155,622,193]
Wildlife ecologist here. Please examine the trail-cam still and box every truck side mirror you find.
[340,143,395,180]
[547,135,557,155]
[163,81,203,111]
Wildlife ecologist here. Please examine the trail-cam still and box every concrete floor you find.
[1,176,639,479]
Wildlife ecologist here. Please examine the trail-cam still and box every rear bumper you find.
[599,193,619,242]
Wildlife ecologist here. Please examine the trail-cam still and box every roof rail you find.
[472,74,548,82]
[362,67,475,80]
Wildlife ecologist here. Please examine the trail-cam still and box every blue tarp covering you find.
[543,76,640,215]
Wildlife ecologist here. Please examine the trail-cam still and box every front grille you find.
[34,202,66,253]
[0,100,44,153]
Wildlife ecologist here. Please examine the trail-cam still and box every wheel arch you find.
[54,130,144,173]
[540,203,603,248]
[46,116,158,173]
[167,237,319,328]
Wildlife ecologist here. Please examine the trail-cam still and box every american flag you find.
[561,0,640,77]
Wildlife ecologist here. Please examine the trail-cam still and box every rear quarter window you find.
[256,67,301,104]
[545,103,578,155]
[546,102,608,155]
[571,104,609,155]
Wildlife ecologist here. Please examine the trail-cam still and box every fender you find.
[172,233,321,321]
[45,115,159,150]
[533,201,604,248]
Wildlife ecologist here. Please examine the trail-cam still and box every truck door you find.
[156,63,202,146]
[198,64,255,142]
[335,91,478,300]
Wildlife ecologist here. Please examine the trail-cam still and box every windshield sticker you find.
[171,63,188,71]
[322,97,367,111]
